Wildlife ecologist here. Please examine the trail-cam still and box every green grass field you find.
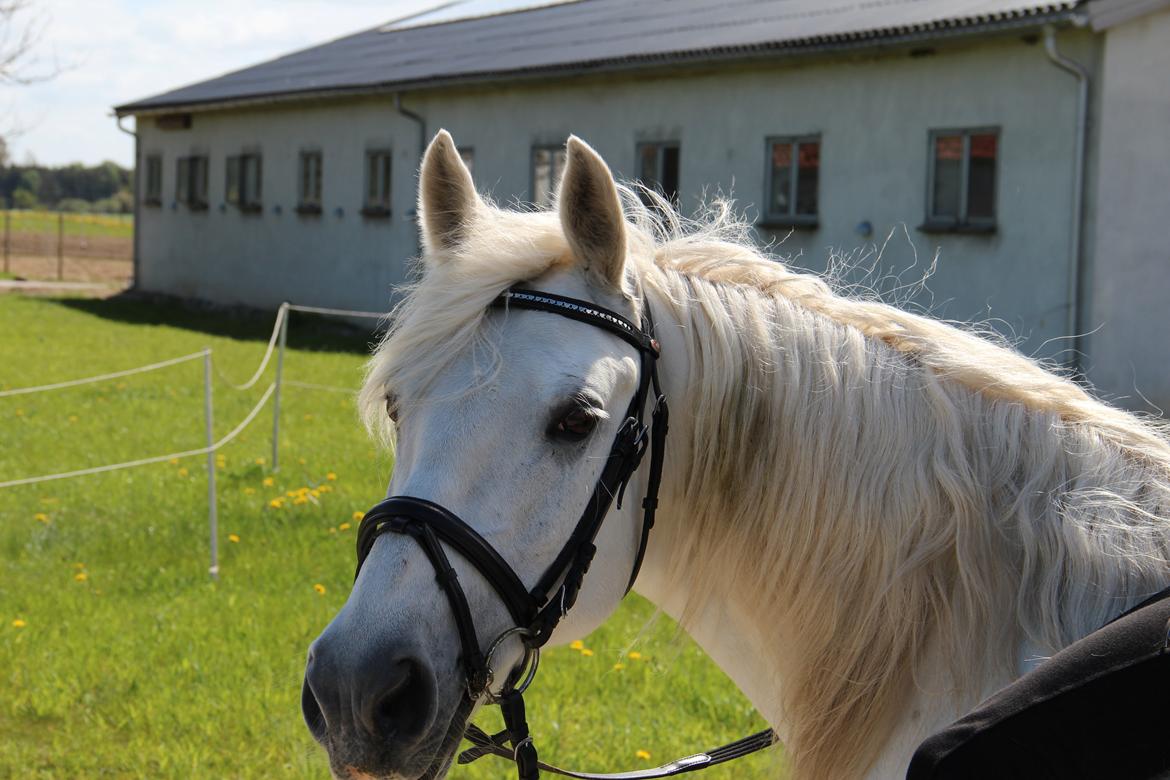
[4,210,134,240]
[0,294,776,779]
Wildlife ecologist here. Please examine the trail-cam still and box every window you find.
[924,128,998,232]
[531,145,566,209]
[764,136,820,226]
[226,153,262,212]
[143,155,162,206]
[175,155,209,210]
[298,151,323,214]
[636,141,680,206]
[458,147,474,176]
[363,149,392,217]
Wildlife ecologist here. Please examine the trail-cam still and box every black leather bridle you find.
[354,287,775,780]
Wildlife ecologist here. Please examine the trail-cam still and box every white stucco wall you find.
[134,29,1096,362]
[1085,7,1170,413]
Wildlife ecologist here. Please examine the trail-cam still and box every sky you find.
[1,0,557,168]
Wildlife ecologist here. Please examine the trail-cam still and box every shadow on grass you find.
[48,292,383,356]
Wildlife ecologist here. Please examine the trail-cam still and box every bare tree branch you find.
[0,0,56,86]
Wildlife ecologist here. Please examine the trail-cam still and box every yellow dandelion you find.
[177,467,189,477]
[293,496,308,505]
[296,487,310,496]
[298,458,307,465]
[243,487,256,495]
[352,511,364,521]
[33,512,49,524]
[262,477,275,487]
[628,651,643,660]
[326,472,337,481]
[228,534,240,543]
[255,457,266,465]
[636,750,651,761]
[569,640,585,650]
[168,458,180,465]
[286,490,299,497]
[14,408,24,416]
[613,663,625,671]
[580,648,594,657]
[269,498,285,509]
[318,484,332,493]
[309,489,321,498]
[12,619,26,628]
[338,522,351,532]
[68,415,78,423]
[74,572,88,582]
[313,583,326,595]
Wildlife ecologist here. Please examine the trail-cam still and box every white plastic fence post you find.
[271,304,289,471]
[204,349,219,580]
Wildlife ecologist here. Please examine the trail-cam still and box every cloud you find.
[0,0,439,166]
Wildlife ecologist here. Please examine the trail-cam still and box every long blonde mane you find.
[361,190,1170,779]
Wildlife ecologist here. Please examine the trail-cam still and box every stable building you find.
[113,0,1170,412]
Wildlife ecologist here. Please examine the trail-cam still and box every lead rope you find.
[459,721,778,779]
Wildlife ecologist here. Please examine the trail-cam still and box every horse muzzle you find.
[302,628,450,780]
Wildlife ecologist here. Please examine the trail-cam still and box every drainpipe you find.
[1043,23,1090,376]
[394,92,427,259]
[116,114,141,291]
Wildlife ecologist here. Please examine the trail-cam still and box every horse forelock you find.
[361,186,1170,779]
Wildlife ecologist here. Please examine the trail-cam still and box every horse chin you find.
[329,695,474,780]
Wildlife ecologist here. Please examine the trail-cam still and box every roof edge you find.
[1087,0,1170,30]
[114,8,1082,117]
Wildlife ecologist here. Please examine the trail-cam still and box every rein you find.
[354,287,777,780]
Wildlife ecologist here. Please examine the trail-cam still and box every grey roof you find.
[115,0,1082,115]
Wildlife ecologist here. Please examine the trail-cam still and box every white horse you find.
[302,130,1170,779]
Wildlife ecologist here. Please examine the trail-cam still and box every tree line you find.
[0,160,134,213]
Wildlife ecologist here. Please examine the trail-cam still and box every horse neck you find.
[631,265,1170,779]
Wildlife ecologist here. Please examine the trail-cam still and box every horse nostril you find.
[363,657,435,746]
[302,676,328,742]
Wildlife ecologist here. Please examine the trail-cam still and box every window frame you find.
[175,154,209,211]
[529,144,566,209]
[922,126,999,234]
[760,134,821,229]
[634,141,681,206]
[143,154,162,207]
[297,150,323,215]
[362,149,392,218]
[226,152,263,213]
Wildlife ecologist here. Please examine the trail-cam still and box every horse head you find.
[302,131,655,779]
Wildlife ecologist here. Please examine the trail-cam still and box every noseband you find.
[354,287,774,779]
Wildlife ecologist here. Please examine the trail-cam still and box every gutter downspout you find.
[394,92,427,260]
[115,114,141,292]
[1043,22,1090,376]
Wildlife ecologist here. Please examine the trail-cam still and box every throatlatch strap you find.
[460,722,779,779]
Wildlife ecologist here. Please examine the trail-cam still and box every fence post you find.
[3,210,9,275]
[204,349,219,580]
[56,212,64,281]
[271,304,289,472]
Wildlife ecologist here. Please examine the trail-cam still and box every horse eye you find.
[386,395,399,423]
[551,407,597,442]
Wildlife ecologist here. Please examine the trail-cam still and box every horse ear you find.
[418,129,480,255]
[558,136,628,290]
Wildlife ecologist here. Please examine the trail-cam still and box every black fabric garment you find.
[906,586,1170,780]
